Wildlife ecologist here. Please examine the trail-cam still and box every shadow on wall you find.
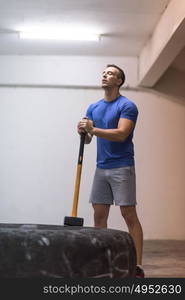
[154,66,185,105]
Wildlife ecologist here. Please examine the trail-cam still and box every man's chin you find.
[101,83,109,88]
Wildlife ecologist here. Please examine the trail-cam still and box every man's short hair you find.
[106,64,125,87]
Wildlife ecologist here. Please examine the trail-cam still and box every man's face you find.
[101,67,122,88]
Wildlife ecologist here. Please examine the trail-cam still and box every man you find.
[78,64,144,278]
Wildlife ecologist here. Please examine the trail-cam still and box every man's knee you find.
[120,206,138,226]
[93,204,110,227]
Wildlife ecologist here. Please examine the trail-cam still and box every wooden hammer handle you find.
[71,133,86,217]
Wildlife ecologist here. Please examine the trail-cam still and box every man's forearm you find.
[89,127,127,142]
[79,117,132,142]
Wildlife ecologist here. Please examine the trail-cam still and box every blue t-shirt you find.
[86,95,138,169]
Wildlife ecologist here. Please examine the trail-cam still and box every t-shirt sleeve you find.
[120,102,138,123]
[86,104,94,121]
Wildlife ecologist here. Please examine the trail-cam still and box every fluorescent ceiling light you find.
[19,30,100,41]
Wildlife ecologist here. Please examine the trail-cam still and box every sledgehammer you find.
[64,132,86,226]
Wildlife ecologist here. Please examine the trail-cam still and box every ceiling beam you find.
[138,0,185,87]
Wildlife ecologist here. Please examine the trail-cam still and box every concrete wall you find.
[0,55,184,239]
[0,55,138,88]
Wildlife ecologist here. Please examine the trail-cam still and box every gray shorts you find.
[89,166,136,206]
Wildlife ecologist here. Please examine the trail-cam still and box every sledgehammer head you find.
[64,216,84,226]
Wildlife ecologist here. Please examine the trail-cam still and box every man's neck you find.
[103,88,120,102]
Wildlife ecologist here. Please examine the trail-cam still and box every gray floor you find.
[142,240,185,278]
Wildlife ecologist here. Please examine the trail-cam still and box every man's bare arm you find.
[79,118,134,142]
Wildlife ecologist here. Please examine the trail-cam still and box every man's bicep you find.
[118,118,135,136]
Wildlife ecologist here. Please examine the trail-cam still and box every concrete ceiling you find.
[172,47,185,73]
[0,0,170,56]
[0,0,184,93]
